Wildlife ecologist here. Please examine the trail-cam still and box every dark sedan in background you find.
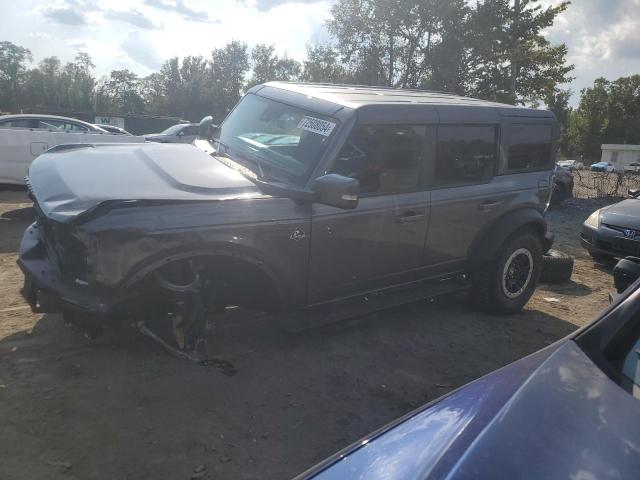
[145,123,199,143]
[297,272,640,480]
[582,191,640,259]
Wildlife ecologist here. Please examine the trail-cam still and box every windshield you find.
[217,93,337,186]
[161,124,187,135]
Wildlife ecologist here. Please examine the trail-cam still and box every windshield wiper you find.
[214,138,267,180]
[215,138,268,179]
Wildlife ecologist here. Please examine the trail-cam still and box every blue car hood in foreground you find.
[304,341,640,480]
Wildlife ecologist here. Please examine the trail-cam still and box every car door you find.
[425,124,508,272]
[0,118,47,184]
[308,125,430,304]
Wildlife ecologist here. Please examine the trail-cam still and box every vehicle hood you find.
[28,143,262,223]
[303,341,640,480]
[600,198,640,229]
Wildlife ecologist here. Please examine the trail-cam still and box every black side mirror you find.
[313,174,359,209]
[629,189,640,198]
[613,257,640,293]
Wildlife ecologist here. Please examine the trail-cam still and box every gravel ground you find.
[0,188,617,480]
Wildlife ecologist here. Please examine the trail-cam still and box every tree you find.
[141,72,167,115]
[566,75,640,161]
[467,0,573,104]
[301,45,349,83]
[566,78,609,161]
[328,0,409,86]
[62,52,96,111]
[0,41,32,111]
[175,55,210,119]
[544,88,571,156]
[96,69,144,114]
[209,41,250,120]
[604,75,640,145]
[247,44,301,88]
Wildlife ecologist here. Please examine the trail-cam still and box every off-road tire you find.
[540,249,574,284]
[470,231,543,314]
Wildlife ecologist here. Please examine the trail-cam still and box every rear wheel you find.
[471,231,543,314]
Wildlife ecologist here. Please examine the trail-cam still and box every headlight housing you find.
[585,209,601,229]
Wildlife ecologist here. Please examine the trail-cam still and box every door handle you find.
[479,200,501,212]
[396,212,425,223]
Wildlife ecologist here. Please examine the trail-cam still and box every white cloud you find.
[543,0,640,102]
[121,31,162,70]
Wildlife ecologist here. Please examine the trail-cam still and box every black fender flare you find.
[467,208,549,269]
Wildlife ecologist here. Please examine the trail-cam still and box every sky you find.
[1,0,639,105]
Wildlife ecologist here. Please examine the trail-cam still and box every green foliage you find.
[301,45,350,83]
[0,2,574,119]
[467,0,573,104]
[327,0,572,103]
[0,41,32,111]
[247,44,301,88]
[96,69,145,114]
[566,76,640,161]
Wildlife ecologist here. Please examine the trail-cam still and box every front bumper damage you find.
[18,222,124,315]
[18,222,218,361]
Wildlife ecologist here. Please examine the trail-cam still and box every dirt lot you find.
[0,188,618,480]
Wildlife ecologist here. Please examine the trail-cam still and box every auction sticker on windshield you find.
[297,116,336,137]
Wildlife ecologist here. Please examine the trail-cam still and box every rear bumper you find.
[18,223,121,315]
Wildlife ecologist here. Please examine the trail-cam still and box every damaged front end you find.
[19,215,227,360]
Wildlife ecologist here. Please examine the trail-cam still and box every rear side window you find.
[508,124,552,171]
[331,125,424,195]
[35,119,88,132]
[0,119,33,129]
[435,125,497,187]
[184,125,199,135]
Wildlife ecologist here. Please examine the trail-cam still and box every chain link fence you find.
[572,169,640,199]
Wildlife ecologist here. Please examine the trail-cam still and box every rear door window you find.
[434,125,498,187]
[0,119,33,129]
[508,124,552,171]
[330,125,425,195]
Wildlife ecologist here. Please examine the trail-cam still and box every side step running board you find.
[281,274,470,332]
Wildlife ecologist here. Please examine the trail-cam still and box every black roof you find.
[260,82,554,118]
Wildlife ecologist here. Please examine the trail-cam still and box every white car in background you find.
[0,114,144,185]
[624,162,640,174]
[556,159,583,171]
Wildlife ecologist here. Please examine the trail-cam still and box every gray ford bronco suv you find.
[19,82,556,355]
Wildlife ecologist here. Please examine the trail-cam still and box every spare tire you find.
[541,249,574,284]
